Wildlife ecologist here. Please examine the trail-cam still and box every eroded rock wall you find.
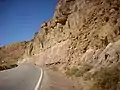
[29,0,120,69]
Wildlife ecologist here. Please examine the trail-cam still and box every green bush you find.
[75,64,93,77]
[65,66,79,76]
[65,64,92,77]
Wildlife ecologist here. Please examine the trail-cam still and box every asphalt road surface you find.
[0,64,43,90]
[0,64,80,90]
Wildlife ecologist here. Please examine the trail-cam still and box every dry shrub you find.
[65,64,93,77]
[91,66,120,90]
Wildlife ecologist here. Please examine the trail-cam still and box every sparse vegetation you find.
[65,66,79,76]
[0,64,18,71]
[65,64,93,77]
[91,66,120,90]
[0,41,27,71]
[66,64,120,90]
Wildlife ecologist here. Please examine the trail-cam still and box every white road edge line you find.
[34,68,43,90]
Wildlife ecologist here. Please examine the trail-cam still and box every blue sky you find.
[0,0,58,46]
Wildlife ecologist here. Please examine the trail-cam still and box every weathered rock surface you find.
[30,0,120,69]
[31,0,120,89]
[1,0,120,89]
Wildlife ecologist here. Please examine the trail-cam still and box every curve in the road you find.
[34,68,43,90]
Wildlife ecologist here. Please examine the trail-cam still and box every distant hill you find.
[0,41,28,70]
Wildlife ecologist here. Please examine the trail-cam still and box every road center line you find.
[34,68,43,90]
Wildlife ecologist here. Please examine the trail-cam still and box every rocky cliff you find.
[1,0,120,89]
[31,0,120,89]
[30,0,120,69]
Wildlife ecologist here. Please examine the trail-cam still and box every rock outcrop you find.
[30,0,120,89]
[30,0,120,70]
[1,0,120,89]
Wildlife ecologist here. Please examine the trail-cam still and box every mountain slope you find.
[1,0,120,89]
[0,41,28,70]
[30,0,120,90]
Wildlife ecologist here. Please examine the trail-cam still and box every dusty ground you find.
[40,68,81,90]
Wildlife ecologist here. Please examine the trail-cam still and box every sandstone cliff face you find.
[1,0,120,89]
[28,0,120,89]
[30,0,120,68]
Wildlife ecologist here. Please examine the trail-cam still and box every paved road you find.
[0,64,43,90]
[0,64,80,90]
